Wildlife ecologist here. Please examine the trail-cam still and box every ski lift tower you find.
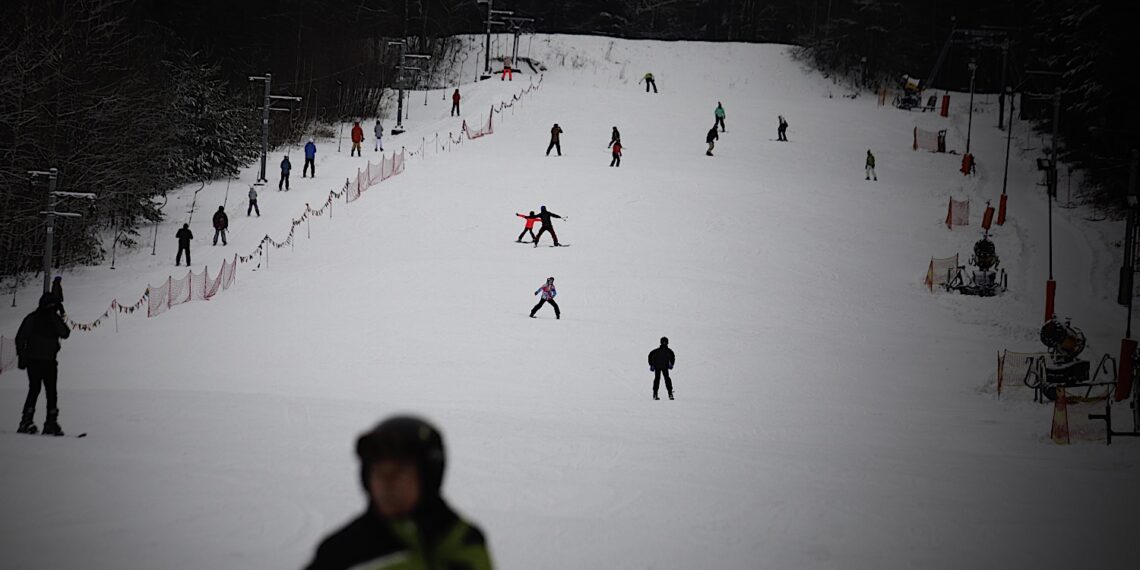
[387,40,432,135]
[476,0,512,80]
[504,16,536,67]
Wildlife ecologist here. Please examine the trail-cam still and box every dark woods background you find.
[0,0,1133,281]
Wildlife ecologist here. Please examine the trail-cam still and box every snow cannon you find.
[942,235,1007,296]
[1032,316,1091,400]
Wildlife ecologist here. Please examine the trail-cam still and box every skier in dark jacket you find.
[529,277,559,319]
[247,185,260,217]
[608,126,621,148]
[212,206,228,246]
[304,139,317,177]
[777,115,788,141]
[706,125,719,156]
[304,415,494,570]
[527,206,563,247]
[648,337,676,400]
[176,223,193,265]
[546,124,563,156]
[50,276,65,316]
[451,89,461,116]
[515,210,539,243]
[279,155,292,191]
[14,293,72,435]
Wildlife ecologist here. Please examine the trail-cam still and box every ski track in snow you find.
[0,35,1136,569]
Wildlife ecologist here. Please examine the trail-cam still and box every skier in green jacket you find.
[865,149,877,181]
[305,416,494,570]
[714,102,726,132]
[639,72,658,93]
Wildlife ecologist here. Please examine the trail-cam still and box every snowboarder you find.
[648,337,676,400]
[212,206,228,246]
[303,138,317,177]
[715,102,726,132]
[528,205,563,247]
[14,293,71,435]
[639,72,657,93]
[529,277,560,319]
[608,126,621,148]
[248,185,260,217]
[374,120,384,152]
[50,276,65,317]
[515,210,539,243]
[351,121,364,157]
[546,124,563,157]
[304,415,494,570]
[706,125,719,156]
[865,149,877,181]
[610,140,622,167]
[175,223,193,266]
[777,115,788,141]
[451,89,461,116]
[279,155,291,191]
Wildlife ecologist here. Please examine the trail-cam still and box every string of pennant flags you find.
[0,74,545,376]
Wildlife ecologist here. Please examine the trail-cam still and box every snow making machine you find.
[943,235,1007,296]
[1023,316,1119,402]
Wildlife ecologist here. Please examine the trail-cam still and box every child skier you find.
[706,125,719,156]
[529,277,559,319]
[515,211,539,242]
[351,121,364,157]
[610,140,622,167]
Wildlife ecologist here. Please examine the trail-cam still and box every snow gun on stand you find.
[893,74,923,111]
[1023,316,1119,402]
[942,234,1007,297]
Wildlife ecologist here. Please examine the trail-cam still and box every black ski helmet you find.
[356,415,446,496]
[660,337,668,345]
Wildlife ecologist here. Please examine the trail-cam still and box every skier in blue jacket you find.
[303,139,316,178]
[279,155,292,191]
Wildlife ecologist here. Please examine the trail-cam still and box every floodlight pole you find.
[249,74,302,181]
[29,168,96,293]
[966,59,977,154]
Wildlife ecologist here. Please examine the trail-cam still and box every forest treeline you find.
[1,0,1132,282]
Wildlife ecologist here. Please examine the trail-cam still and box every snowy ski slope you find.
[0,34,1136,569]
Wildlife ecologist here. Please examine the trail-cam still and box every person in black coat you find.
[212,206,228,246]
[527,206,563,247]
[648,337,676,400]
[176,223,193,266]
[50,276,65,316]
[706,126,719,156]
[15,293,72,435]
[304,416,494,570]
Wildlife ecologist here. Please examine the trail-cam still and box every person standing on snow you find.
[14,293,71,435]
[714,102,726,133]
[351,121,364,157]
[451,89,461,116]
[515,210,539,243]
[304,415,494,570]
[610,140,622,167]
[706,125,719,156]
[279,155,292,191]
[648,337,676,400]
[777,115,788,142]
[546,124,563,157]
[175,223,193,266]
[248,185,260,217]
[865,149,877,181]
[50,276,65,317]
[212,206,229,246]
[501,58,513,81]
[529,277,560,319]
[303,138,317,178]
[527,205,563,247]
[374,120,384,152]
[639,72,657,93]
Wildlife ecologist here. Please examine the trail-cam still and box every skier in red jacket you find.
[610,141,622,167]
[451,89,461,116]
[515,210,538,242]
[350,122,364,157]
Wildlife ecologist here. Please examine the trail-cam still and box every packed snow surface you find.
[1,34,1136,569]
